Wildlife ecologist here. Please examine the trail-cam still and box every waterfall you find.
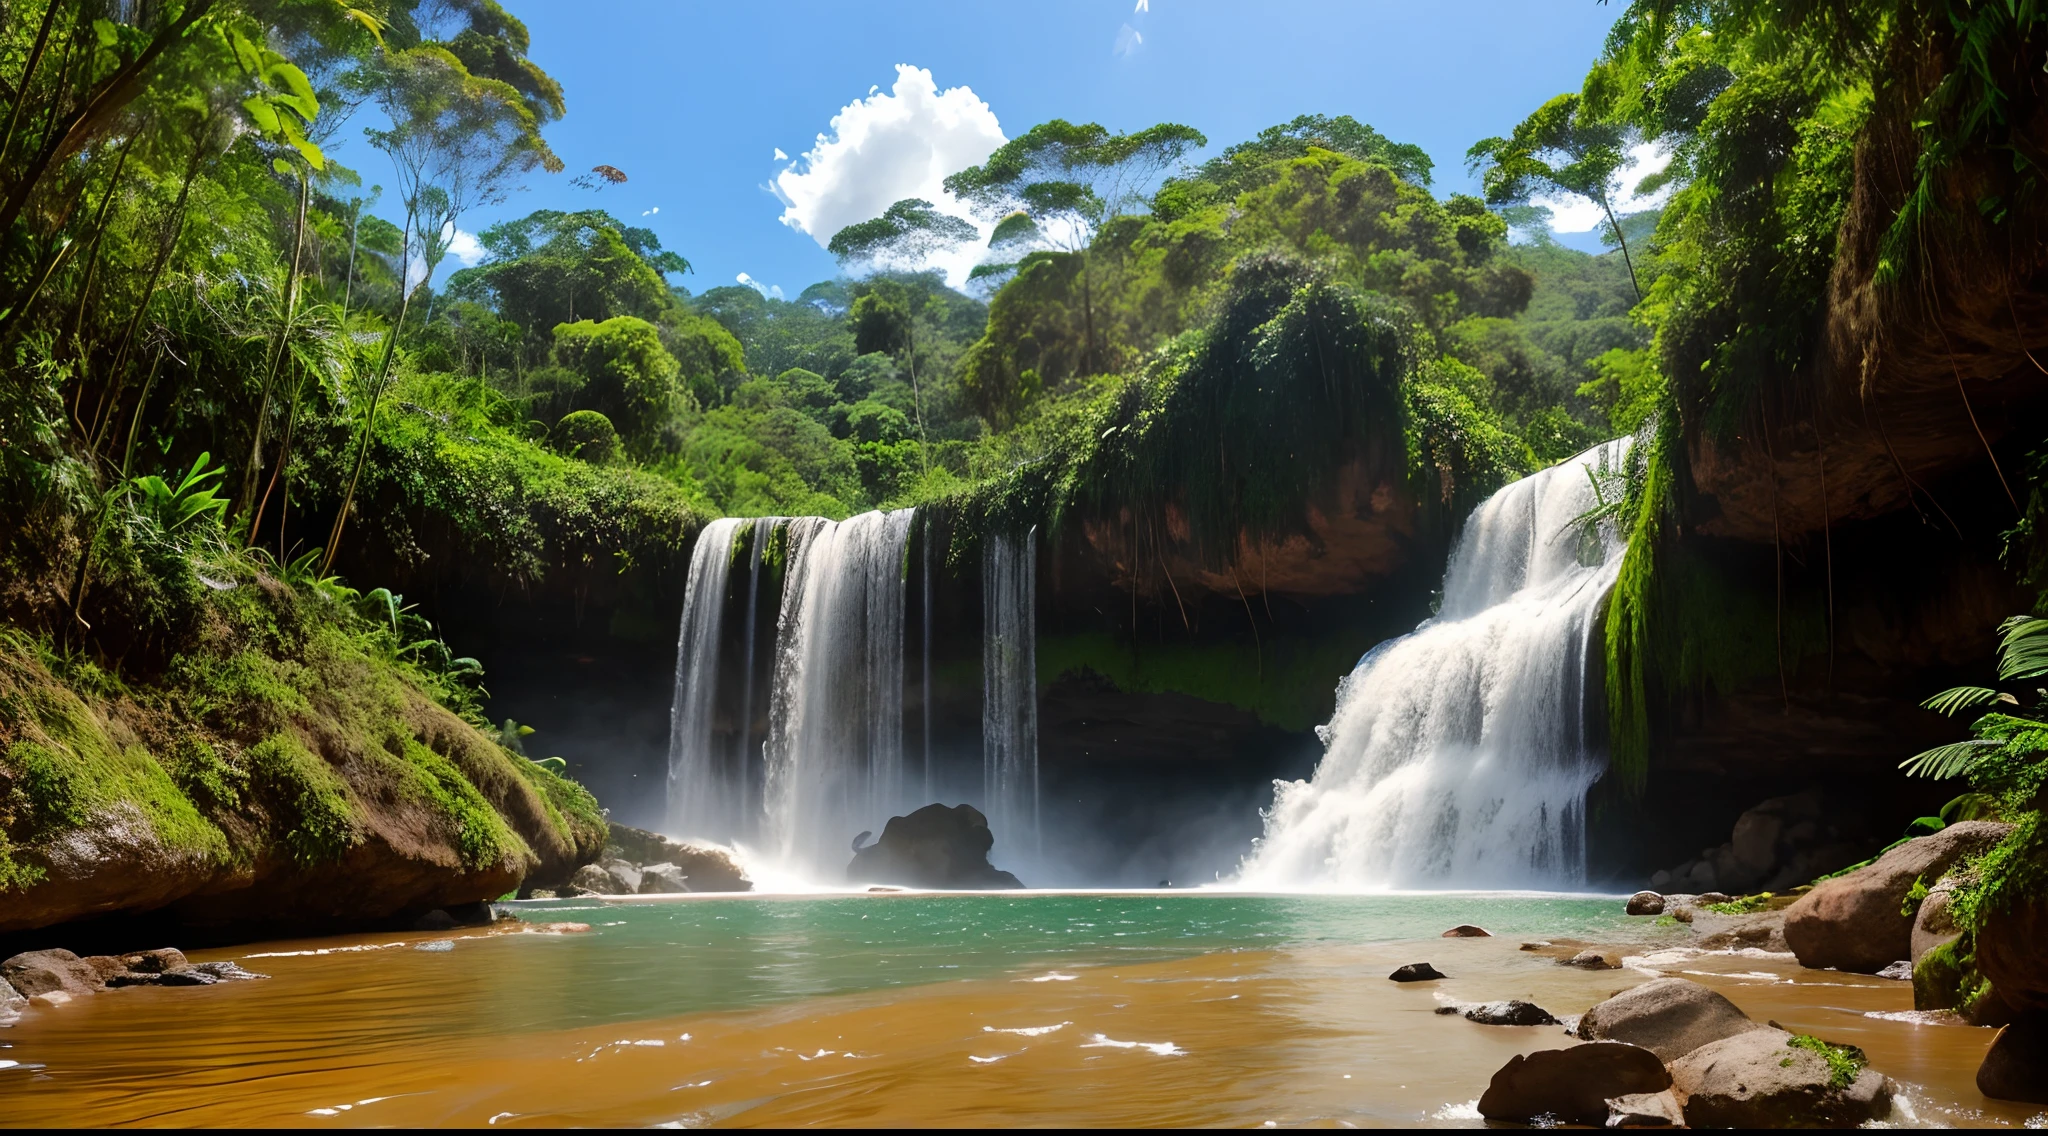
[1240,440,1629,889]
[666,517,743,840]
[982,527,1039,853]
[762,510,915,871]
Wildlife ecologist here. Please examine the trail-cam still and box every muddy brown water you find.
[0,893,2035,1128]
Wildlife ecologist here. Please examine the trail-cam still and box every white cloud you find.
[1114,23,1143,56]
[1134,0,1148,10]
[736,272,784,301]
[773,147,788,161]
[1536,142,1672,234]
[443,225,485,267]
[772,64,1006,287]
[641,206,659,216]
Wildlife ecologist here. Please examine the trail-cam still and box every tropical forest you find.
[0,0,2044,1126]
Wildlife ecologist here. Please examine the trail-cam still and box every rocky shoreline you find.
[1384,822,2048,1123]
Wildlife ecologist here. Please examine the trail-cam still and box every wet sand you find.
[0,898,2037,1127]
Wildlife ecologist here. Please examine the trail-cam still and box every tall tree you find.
[1468,94,1646,301]
[944,120,1205,373]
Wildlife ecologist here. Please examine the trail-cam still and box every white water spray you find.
[762,510,915,871]
[982,527,1039,853]
[1239,441,1630,889]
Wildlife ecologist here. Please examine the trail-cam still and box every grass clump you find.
[392,738,524,872]
[1783,1034,1865,1089]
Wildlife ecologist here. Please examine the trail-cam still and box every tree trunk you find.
[238,167,311,528]
[323,208,422,576]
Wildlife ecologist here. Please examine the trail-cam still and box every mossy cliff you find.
[0,556,606,936]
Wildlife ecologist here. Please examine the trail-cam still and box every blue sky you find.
[342,1,1635,295]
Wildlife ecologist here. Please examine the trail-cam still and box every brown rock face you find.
[1975,890,2048,1013]
[1977,1016,2048,1104]
[0,950,104,998]
[1577,978,1765,1061]
[1670,1029,1894,1128]
[1783,822,2012,974]
[1477,1042,1670,1126]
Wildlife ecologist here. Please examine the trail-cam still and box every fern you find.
[1997,616,2048,681]
[1901,739,2000,781]
[1922,686,2013,716]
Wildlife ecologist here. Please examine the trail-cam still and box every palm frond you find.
[1921,685,2010,716]
[1996,615,2048,680]
[1900,739,2000,780]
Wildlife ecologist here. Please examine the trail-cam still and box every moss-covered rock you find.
[0,565,607,935]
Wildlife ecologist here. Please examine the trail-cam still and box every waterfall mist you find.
[1239,440,1630,890]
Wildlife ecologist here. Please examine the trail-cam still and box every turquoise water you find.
[357,891,1651,1035]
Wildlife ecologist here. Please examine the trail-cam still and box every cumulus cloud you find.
[1536,142,1672,234]
[443,226,485,267]
[772,64,1006,286]
[736,272,784,301]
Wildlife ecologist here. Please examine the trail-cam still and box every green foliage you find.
[245,732,361,866]
[552,409,619,464]
[547,316,683,454]
[128,452,230,534]
[1783,1034,1865,1090]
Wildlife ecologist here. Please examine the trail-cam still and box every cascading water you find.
[762,510,915,871]
[982,527,1039,853]
[1239,440,1630,889]
[666,517,743,840]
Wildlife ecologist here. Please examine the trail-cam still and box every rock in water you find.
[1441,924,1491,937]
[639,862,689,893]
[1783,821,2010,974]
[1476,1042,1670,1126]
[1978,1015,2048,1104]
[1388,963,1446,982]
[1,950,104,998]
[1462,1000,1559,1026]
[1559,949,1620,970]
[1606,1089,1685,1128]
[845,804,1024,890]
[1577,977,1764,1060]
[1669,1028,1893,1127]
[0,977,23,1023]
[1626,891,1665,916]
[603,825,752,892]
[568,863,632,895]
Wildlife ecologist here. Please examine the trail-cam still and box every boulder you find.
[1476,1042,1670,1126]
[1389,963,1446,982]
[1783,822,2011,974]
[1577,977,1765,1060]
[120,948,188,974]
[0,976,23,1023]
[1977,1015,2048,1104]
[1441,924,1490,937]
[1910,884,1959,967]
[598,859,643,893]
[1626,891,1665,916]
[1913,937,2016,1025]
[1,949,104,998]
[845,804,1025,890]
[1559,949,1621,970]
[1696,911,1790,952]
[606,824,752,892]
[1606,1089,1685,1128]
[639,862,689,894]
[1975,888,2048,1012]
[568,862,631,895]
[1669,1028,1893,1127]
[1462,1000,1559,1026]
